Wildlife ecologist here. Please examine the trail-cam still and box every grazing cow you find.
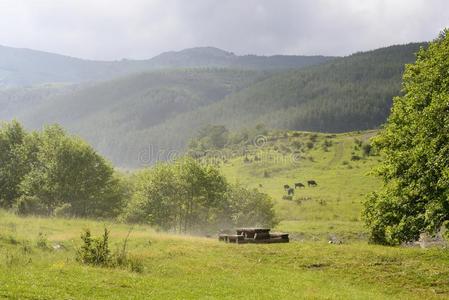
[284,184,290,190]
[307,180,318,187]
[287,188,295,195]
[295,182,305,189]
[259,183,263,188]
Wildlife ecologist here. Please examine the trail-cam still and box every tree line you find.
[0,120,277,232]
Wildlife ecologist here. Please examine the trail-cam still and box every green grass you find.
[1,130,449,299]
[1,211,449,299]
[220,130,380,241]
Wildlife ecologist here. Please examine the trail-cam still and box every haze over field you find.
[1,1,449,299]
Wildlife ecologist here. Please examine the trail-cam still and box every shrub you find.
[361,143,372,156]
[75,228,144,272]
[354,138,363,147]
[76,228,111,267]
[36,232,49,250]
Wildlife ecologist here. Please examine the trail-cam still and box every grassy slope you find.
[1,130,449,299]
[1,211,449,299]
[220,130,380,241]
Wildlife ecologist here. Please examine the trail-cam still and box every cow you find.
[284,184,290,190]
[295,182,305,189]
[287,187,295,195]
[307,180,318,187]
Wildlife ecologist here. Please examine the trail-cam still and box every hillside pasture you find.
[220,130,380,241]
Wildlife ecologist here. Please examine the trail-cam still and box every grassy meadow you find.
[1,130,449,299]
[221,130,381,241]
[1,211,449,299]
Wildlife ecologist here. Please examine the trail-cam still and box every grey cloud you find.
[0,0,448,60]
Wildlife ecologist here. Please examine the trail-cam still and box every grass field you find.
[1,130,449,299]
[1,211,449,299]
[220,130,381,241]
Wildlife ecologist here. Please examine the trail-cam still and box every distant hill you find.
[186,43,426,132]
[0,45,333,86]
[4,43,425,167]
[149,47,333,70]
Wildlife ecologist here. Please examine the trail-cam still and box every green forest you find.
[1,43,425,167]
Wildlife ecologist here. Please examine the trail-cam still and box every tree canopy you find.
[363,30,449,245]
[123,157,277,233]
[0,121,126,217]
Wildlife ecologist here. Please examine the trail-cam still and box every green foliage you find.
[75,227,144,272]
[0,121,30,208]
[123,157,277,232]
[76,228,111,267]
[228,185,278,228]
[36,232,49,250]
[19,125,125,217]
[0,120,127,218]
[363,30,449,245]
[189,124,229,150]
[361,143,373,156]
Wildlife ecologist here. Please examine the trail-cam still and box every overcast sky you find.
[0,0,448,61]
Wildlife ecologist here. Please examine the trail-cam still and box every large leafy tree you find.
[227,184,278,228]
[123,157,277,233]
[363,30,449,245]
[124,158,229,232]
[19,125,124,217]
[0,120,30,208]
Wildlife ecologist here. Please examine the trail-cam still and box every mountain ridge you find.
[0,44,335,86]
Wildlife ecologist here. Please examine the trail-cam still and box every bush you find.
[228,185,278,228]
[36,232,49,250]
[76,228,111,267]
[361,143,372,156]
[76,228,145,273]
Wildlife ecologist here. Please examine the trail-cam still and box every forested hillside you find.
[0,45,332,86]
[187,43,425,132]
[3,43,425,167]
[19,69,268,166]
[0,84,81,120]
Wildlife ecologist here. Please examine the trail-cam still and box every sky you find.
[0,0,448,61]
